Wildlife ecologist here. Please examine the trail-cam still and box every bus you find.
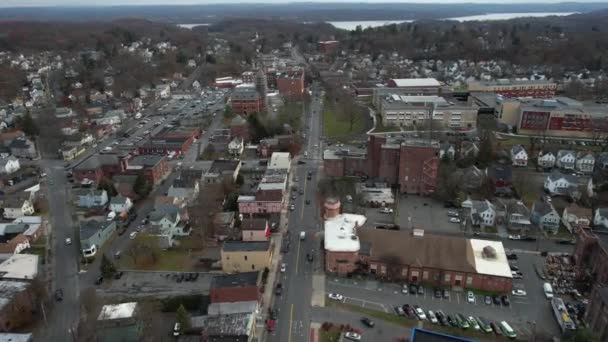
[500,321,517,339]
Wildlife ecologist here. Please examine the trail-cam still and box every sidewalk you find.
[309,322,321,342]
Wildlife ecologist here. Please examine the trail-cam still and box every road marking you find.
[288,304,294,342]
[295,240,301,275]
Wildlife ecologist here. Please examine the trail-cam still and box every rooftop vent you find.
[482,246,497,259]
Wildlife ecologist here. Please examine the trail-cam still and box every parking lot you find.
[325,251,561,339]
[97,270,213,298]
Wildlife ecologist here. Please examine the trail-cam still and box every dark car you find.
[557,239,575,245]
[297,160,306,164]
[484,295,492,305]
[192,273,199,281]
[402,304,414,317]
[442,289,450,299]
[521,236,537,241]
[176,274,184,283]
[447,314,458,327]
[510,265,519,271]
[275,283,283,296]
[501,295,510,306]
[307,253,313,262]
[507,253,518,260]
[435,310,448,326]
[305,199,311,205]
[409,284,418,294]
[434,288,442,298]
[114,271,124,279]
[361,317,375,328]
[490,321,503,335]
[54,289,64,301]
[95,276,104,285]
[492,295,501,305]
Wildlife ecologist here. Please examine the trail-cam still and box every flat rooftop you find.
[0,254,39,280]
[97,302,138,321]
[390,78,440,88]
[223,241,269,252]
[210,271,259,289]
[324,214,366,253]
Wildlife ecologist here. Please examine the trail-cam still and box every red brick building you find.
[398,141,440,195]
[230,87,264,115]
[318,40,339,54]
[124,155,169,185]
[209,272,261,303]
[138,128,199,156]
[73,154,128,183]
[585,285,608,341]
[468,79,557,98]
[574,229,608,285]
[277,69,305,99]
[230,115,250,141]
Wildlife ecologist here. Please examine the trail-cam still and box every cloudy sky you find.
[2,0,608,6]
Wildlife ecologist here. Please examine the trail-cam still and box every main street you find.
[269,83,324,342]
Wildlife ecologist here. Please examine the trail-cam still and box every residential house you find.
[109,196,133,214]
[221,241,272,273]
[1,193,34,219]
[576,152,595,174]
[594,208,608,231]
[228,137,244,156]
[556,150,576,170]
[112,175,138,200]
[486,164,512,195]
[531,200,560,234]
[212,212,237,241]
[167,177,199,203]
[470,200,496,228]
[0,156,19,174]
[562,203,592,232]
[55,107,74,118]
[506,201,532,233]
[204,160,241,184]
[439,143,455,161]
[457,165,485,191]
[73,154,127,184]
[510,145,528,167]
[80,219,116,257]
[9,138,36,159]
[97,302,142,342]
[149,207,189,248]
[544,171,576,196]
[75,189,109,208]
[241,218,270,242]
[596,152,608,173]
[537,151,556,170]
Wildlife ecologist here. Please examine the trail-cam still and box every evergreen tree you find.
[100,254,117,278]
[176,304,191,330]
[20,112,39,137]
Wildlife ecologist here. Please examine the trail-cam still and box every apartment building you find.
[467,79,557,98]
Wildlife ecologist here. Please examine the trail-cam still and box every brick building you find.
[230,87,264,115]
[318,40,339,54]
[238,154,288,215]
[323,201,513,293]
[229,115,250,141]
[467,79,557,98]
[209,272,261,303]
[277,69,305,99]
[138,128,198,156]
[325,135,439,195]
[73,154,128,183]
[574,229,608,286]
[585,285,608,341]
[124,155,169,185]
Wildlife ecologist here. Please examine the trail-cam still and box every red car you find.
[267,319,276,332]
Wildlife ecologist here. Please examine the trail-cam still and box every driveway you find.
[394,195,461,234]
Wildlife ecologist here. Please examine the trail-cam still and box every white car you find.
[427,310,438,324]
[280,263,286,272]
[129,232,137,239]
[65,238,72,245]
[449,217,461,223]
[173,322,181,336]
[415,307,427,320]
[380,208,394,214]
[508,234,521,240]
[512,289,527,296]
[328,293,344,301]
[344,332,361,341]
[401,284,408,294]
[467,291,475,303]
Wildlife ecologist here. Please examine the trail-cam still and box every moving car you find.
[512,289,527,296]
[344,332,362,341]
[65,237,72,245]
[129,232,137,239]
[508,234,521,240]
[449,217,461,223]
[290,204,295,211]
[361,317,375,328]
[328,293,344,301]
[280,263,286,272]
[173,322,181,336]
[54,289,64,301]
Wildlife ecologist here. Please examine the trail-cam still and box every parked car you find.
[477,317,493,333]
[280,263,287,272]
[65,237,72,245]
[449,217,461,223]
[328,293,344,301]
[455,314,470,329]
[508,234,521,240]
[447,314,458,327]
[491,321,503,335]
[434,288,442,298]
[95,276,103,285]
[409,284,418,294]
[510,264,519,271]
[435,310,448,326]
[380,208,394,214]
[54,288,64,301]
[401,284,409,294]
[361,317,375,328]
[414,306,427,320]
[113,271,124,279]
[442,289,450,299]
[507,253,518,260]
[501,295,511,306]
[468,316,480,330]
[466,291,475,303]
[394,306,405,316]
[512,271,523,279]
[275,283,283,296]
[492,295,501,305]
[129,232,137,239]
[417,285,424,295]
[427,310,438,324]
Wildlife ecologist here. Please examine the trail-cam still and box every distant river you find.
[178,12,578,31]
[326,12,578,30]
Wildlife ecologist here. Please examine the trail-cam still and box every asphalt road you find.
[269,83,324,342]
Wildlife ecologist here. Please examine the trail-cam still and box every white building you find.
[0,156,20,174]
[470,200,496,227]
[510,145,528,167]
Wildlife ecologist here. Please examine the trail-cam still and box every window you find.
[423,271,429,280]
[380,265,387,274]
[444,274,451,282]
[251,264,255,270]
[466,276,473,285]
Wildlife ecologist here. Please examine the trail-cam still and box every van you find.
[543,282,554,299]
[300,232,306,240]
[499,321,517,339]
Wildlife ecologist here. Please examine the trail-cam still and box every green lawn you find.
[319,330,342,342]
[323,107,366,137]
[118,235,194,271]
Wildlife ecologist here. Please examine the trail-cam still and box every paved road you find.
[311,307,409,341]
[269,83,324,342]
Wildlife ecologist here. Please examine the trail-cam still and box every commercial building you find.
[318,40,339,54]
[221,241,272,273]
[378,94,478,129]
[210,271,261,303]
[238,152,289,215]
[72,154,128,184]
[323,202,513,293]
[467,79,557,98]
[124,155,169,185]
[387,78,441,92]
[276,69,305,99]
[230,86,264,115]
[138,128,198,156]
[574,229,608,286]
[191,312,256,341]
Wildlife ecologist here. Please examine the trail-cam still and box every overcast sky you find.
[3,0,608,7]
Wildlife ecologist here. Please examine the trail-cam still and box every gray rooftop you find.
[222,241,269,252]
[129,155,164,167]
[190,312,253,336]
[210,271,259,289]
[80,219,114,241]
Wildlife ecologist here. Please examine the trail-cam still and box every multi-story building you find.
[241,71,255,84]
[124,155,169,185]
[229,86,264,115]
[585,285,608,341]
[378,95,478,129]
[220,241,272,273]
[467,79,557,98]
[209,272,261,303]
[276,69,305,99]
[318,40,339,54]
[138,128,199,156]
[238,152,289,215]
